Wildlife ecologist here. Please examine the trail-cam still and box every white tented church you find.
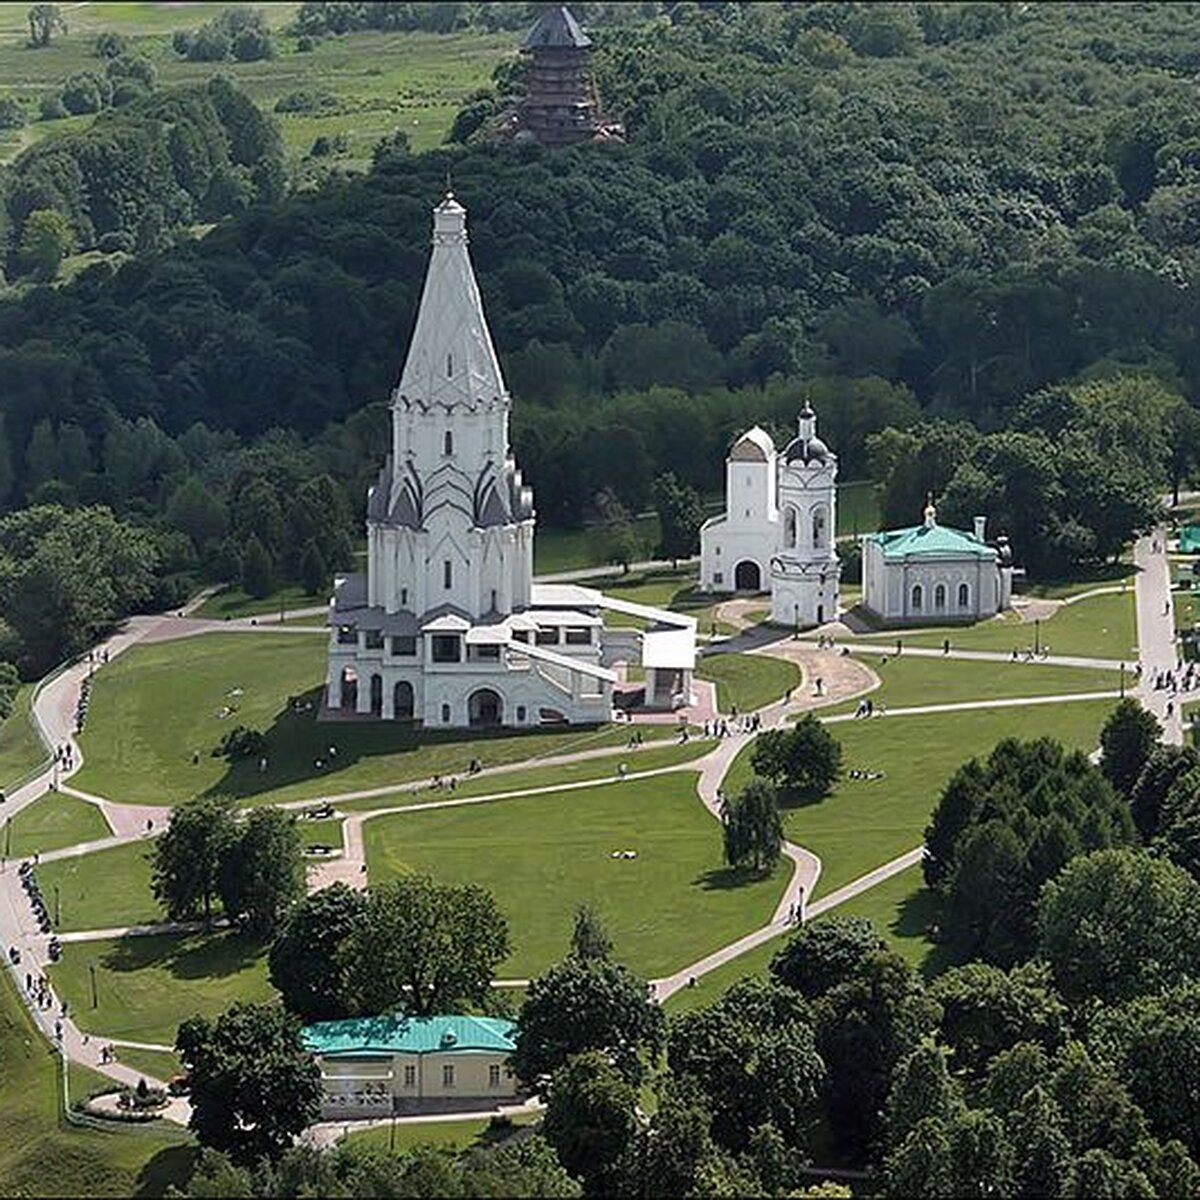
[324,194,696,727]
[699,404,842,629]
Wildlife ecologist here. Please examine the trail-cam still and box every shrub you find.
[214,725,266,762]
[0,96,25,129]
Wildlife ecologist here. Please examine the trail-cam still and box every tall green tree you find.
[569,903,612,962]
[770,915,886,999]
[750,717,842,801]
[721,778,783,874]
[268,883,367,1022]
[176,1001,322,1163]
[652,471,704,565]
[27,4,65,47]
[342,875,508,1016]
[152,794,235,922]
[240,533,274,599]
[512,955,664,1093]
[18,209,72,279]
[1100,699,1162,797]
[218,807,305,937]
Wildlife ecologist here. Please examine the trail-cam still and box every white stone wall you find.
[700,452,779,591]
[862,541,1007,622]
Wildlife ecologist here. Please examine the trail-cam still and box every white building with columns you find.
[325,195,694,727]
[699,404,841,629]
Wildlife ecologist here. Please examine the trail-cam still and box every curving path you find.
[0,568,1162,1123]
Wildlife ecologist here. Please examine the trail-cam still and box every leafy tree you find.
[770,914,886,999]
[816,950,941,1157]
[299,540,327,596]
[930,961,1068,1079]
[1099,699,1161,797]
[541,1051,638,1195]
[1129,745,1200,840]
[93,30,127,58]
[668,976,825,1150]
[1008,1085,1076,1198]
[342,875,508,1016]
[0,97,25,130]
[240,533,274,599]
[152,795,236,922]
[720,778,783,874]
[750,717,842,801]
[27,3,65,47]
[268,883,367,1022]
[884,1040,962,1150]
[652,471,704,565]
[166,475,229,551]
[512,955,664,1094]
[218,807,305,937]
[569,903,611,962]
[18,208,72,279]
[1037,849,1200,1003]
[1071,1149,1154,1197]
[176,1001,322,1163]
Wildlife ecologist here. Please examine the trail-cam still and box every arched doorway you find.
[734,560,761,592]
[394,680,414,721]
[339,666,357,710]
[369,674,383,716]
[468,688,503,727]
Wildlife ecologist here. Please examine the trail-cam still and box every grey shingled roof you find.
[522,5,591,49]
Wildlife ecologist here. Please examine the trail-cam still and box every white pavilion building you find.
[325,195,695,727]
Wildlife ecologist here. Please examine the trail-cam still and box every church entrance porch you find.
[733,560,762,592]
[338,666,357,710]
[394,681,415,721]
[468,688,503,727]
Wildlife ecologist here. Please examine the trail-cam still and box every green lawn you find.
[823,655,1121,715]
[835,481,880,538]
[663,933,783,1015]
[830,864,948,978]
[193,584,323,620]
[1017,563,1136,599]
[49,931,275,1048]
[851,590,1137,661]
[72,633,653,808]
[115,1047,184,1087]
[0,8,516,169]
[37,841,159,933]
[336,740,708,812]
[346,1113,540,1154]
[5,792,111,859]
[0,683,49,791]
[696,652,801,713]
[364,774,785,979]
[534,515,661,576]
[297,816,343,851]
[727,698,1117,901]
[0,967,194,1198]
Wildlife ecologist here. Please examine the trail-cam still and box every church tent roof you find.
[522,5,591,49]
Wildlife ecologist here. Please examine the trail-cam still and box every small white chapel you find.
[324,194,696,727]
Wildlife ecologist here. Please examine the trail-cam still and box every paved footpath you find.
[1134,528,1183,745]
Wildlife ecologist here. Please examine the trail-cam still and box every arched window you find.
[934,583,946,609]
[444,430,453,455]
[441,703,451,723]
[812,506,827,549]
[958,582,970,608]
[911,584,923,611]
[784,507,797,548]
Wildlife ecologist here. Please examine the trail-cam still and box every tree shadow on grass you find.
[135,1144,199,1198]
[892,887,959,981]
[204,686,606,803]
[692,863,775,892]
[101,930,265,982]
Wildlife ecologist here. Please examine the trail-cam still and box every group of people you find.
[853,697,885,718]
[847,767,886,781]
[24,971,57,1013]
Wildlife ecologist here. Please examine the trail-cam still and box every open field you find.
[850,590,1137,661]
[830,863,946,977]
[72,634,664,807]
[297,815,343,851]
[37,840,158,933]
[823,655,1121,715]
[662,932,782,1015]
[0,683,49,791]
[534,515,661,576]
[49,930,274,1048]
[0,5,517,168]
[364,773,785,979]
[336,740,707,812]
[194,584,322,621]
[0,967,194,1198]
[727,697,1117,901]
[115,1046,184,1086]
[696,652,801,713]
[5,792,111,859]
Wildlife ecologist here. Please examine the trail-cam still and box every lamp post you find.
[53,882,60,927]
[1120,662,1126,699]
[3,816,9,860]
[1034,618,1041,656]
[793,602,799,640]
[89,963,98,1009]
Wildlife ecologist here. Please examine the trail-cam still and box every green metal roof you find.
[303,1014,516,1057]
[867,522,996,561]
[1181,525,1200,554]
